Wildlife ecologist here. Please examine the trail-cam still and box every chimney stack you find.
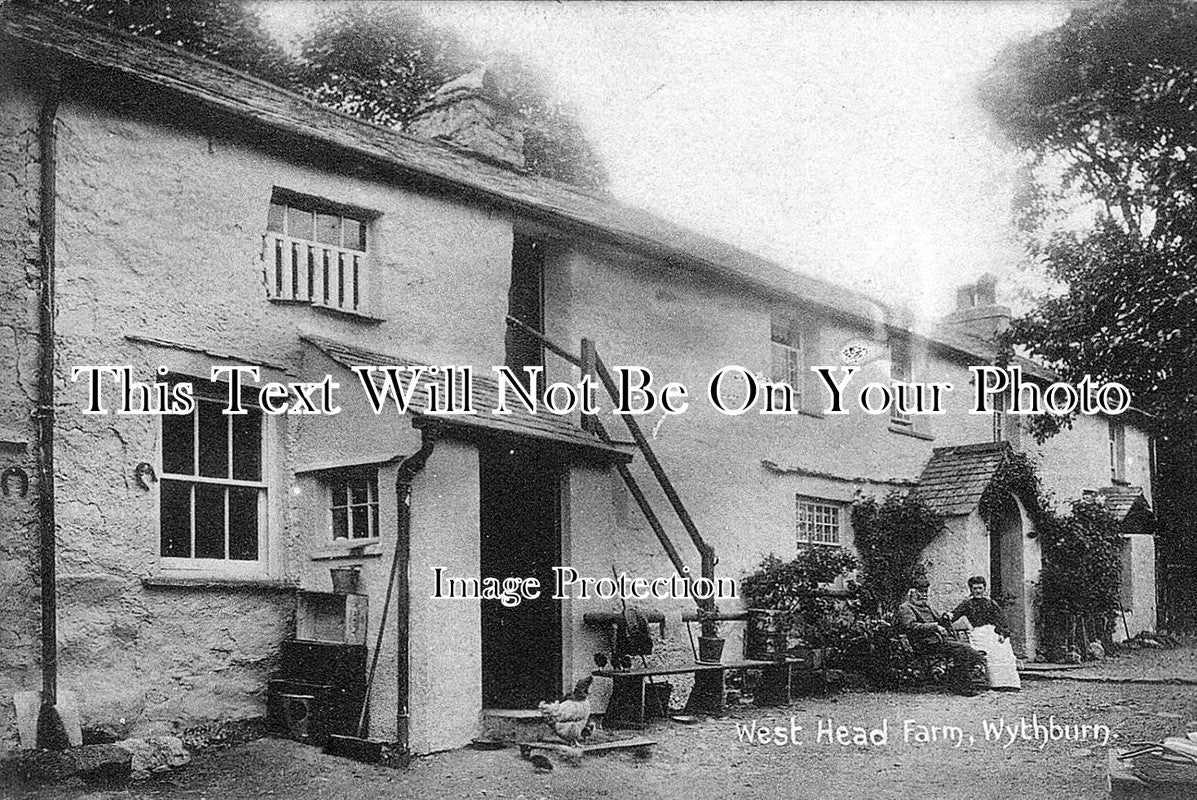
[407,63,526,170]
[940,273,1011,343]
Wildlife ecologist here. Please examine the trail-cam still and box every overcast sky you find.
[259,1,1074,325]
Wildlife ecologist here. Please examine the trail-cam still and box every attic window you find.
[264,191,375,317]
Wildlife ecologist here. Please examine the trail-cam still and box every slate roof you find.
[300,334,631,462]
[930,326,1055,382]
[1090,485,1152,521]
[0,1,888,327]
[914,442,1011,517]
[2,4,1162,419]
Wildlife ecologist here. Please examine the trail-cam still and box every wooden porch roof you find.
[301,334,632,463]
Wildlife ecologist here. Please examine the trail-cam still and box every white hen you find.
[538,676,593,746]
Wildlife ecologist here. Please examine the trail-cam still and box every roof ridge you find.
[4,2,626,201]
[1,1,898,329]
[929,441,1011,455]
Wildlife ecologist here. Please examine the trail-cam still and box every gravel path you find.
[6,647,1196,800]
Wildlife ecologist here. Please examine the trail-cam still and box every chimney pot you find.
[941,273,1011,343]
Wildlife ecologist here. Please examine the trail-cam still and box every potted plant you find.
[740,550,857,660]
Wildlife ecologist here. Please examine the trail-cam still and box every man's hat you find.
[911,575,930,589]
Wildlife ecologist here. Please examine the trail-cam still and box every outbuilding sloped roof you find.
[1090,485,1152,521]
[914,441,1011,517]
[300,334,631,462]
[0,1,887,327]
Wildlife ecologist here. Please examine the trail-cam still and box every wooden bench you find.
[593,659,799,727]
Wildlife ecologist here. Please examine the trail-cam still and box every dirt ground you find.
[6,646,1196,800]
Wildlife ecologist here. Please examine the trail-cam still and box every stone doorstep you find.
[1018,662,1087,672]
[478,709,545,743]
[1020,673,1197,685]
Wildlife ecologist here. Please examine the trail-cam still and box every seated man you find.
[951,576,1010,639]
[896,577,987,696]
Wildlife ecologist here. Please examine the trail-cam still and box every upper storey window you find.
[889,335,913,427]
[265,191,372,316]
[771,315,804,408]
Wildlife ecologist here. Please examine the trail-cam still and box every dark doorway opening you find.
[989,516,1004,603]
[480,439,563,708]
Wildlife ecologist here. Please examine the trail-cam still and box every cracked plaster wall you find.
[0,56,45,753]
[0,56,513,750]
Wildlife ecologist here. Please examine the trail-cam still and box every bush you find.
[1038,499,1124,652]
[740,548,858,617]
[850,492,945,614]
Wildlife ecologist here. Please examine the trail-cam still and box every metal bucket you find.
[697,635,725,664]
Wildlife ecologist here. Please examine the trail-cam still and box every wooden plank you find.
[518,738,656,756]
[594,664,722,679]
[595,659,791,679]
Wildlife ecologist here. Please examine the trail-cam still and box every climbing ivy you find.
[1037,501,1125,655]
[850,492,946,615]
[977,449,1045,532]
[977,449,1124,655]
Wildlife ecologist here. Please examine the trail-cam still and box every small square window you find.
[327,470,380,542]
[796,496,842,546]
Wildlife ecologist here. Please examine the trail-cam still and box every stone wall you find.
[0,58,48,753]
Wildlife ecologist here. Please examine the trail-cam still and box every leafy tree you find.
[294,3,478,127]
[47,0,608,189]
[43,0,293,83]
[981,0,1197,428]
[980,0,1197,612]
[296,4,608,188]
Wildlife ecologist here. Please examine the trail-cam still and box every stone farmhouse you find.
[0,4,1157,754]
